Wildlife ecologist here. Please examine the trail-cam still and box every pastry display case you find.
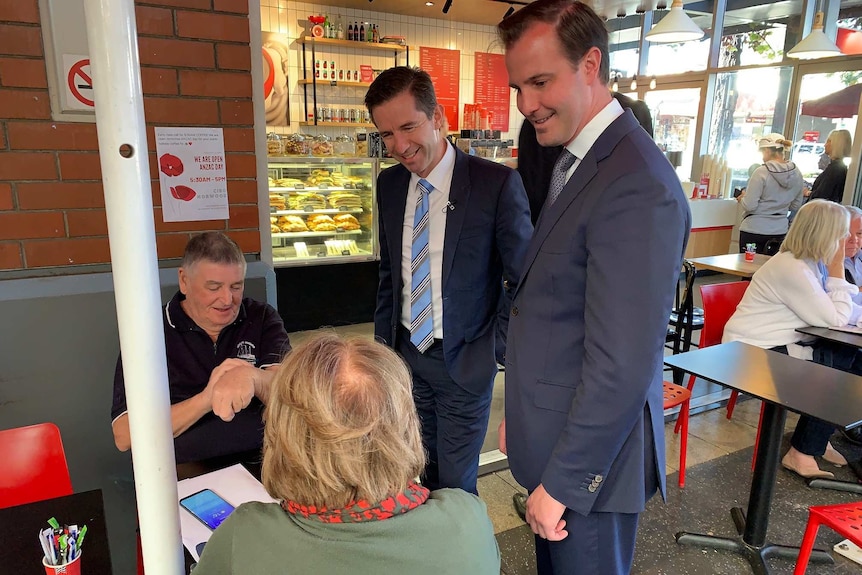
[268,157,378,266]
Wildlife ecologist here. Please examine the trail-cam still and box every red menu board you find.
[419,46,460,131]
[474,52,510,131]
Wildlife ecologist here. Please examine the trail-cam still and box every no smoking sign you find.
[62,54,94,112]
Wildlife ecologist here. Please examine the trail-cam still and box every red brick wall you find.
[0,0,260,271]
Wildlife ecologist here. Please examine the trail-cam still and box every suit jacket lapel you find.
[383,166,411,296]
[514,111,640,299]
[441,147,470,292]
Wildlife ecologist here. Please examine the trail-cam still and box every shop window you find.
[718,0,803,67]
[707,67,794,191]
[609,15,641,80]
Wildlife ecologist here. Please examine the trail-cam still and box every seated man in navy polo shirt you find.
[111,232,291,463]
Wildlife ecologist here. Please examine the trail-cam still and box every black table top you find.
[0,490,112,574]
[796,325,862,348]
[664,341,862,430]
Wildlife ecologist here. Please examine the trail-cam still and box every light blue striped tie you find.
[410,179,434,352]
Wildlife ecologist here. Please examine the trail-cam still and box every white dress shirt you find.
[560,98,624,186]
[400,142,456,339]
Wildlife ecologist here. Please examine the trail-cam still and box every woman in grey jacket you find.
[737,133,805,254]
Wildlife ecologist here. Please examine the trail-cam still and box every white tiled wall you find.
[260,0,523,143]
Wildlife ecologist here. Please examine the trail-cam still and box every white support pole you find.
[81,0,184,573]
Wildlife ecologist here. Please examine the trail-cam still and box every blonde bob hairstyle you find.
[262,333,425,508]
[827,129,852,160]
[781,199,849,263]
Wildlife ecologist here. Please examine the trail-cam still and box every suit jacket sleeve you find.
[494,168,533,363]
[374,174,395,346]
[540,168,687,511]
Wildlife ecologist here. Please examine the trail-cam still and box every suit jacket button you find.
[588,484,597,493]
[595,475,603,483]
[511,306,519,316]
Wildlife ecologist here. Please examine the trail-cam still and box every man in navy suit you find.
[498,1,690,573]
[365,67,532,495]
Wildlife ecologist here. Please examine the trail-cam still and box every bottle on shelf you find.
[324,17,331,39]
[359,23,365,42]
[373,24,380,43]
[337,19,344,40]
[348,22,354,41]
[353,22,359,41]
[366,22,373,42]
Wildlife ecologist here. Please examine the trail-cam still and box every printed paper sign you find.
[155,127,229,222]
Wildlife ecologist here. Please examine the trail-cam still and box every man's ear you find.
[178,268,189,295]
[582,46,602,83]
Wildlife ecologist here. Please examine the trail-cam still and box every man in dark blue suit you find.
[365,67,533,495]
[498,1,691,573]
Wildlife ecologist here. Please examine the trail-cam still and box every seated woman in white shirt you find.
[723,199,858,479]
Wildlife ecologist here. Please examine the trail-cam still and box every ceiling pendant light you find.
[630,75,638,91]
[649,76,657,90]
[442,0,452,14]
[787,11,842,59]
[645,0,703,43]
[504,4,515,18]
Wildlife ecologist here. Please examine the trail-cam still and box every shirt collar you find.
[165,291,247,332]
[563,97,624,161]
[410,141,456,193]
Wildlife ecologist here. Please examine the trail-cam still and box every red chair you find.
[0,423,73,509]
[674,280,749,434]
[663,381,692,488]
[794,501,862,574]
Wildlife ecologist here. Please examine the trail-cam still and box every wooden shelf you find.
[299,121,374,128]
[299,79,370,88]
[298,36,406,52]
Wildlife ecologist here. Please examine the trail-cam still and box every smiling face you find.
[178,260,245,340]
[371,90,446,178]
[505,21,599,148]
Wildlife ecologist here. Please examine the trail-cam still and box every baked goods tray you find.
[272,230,363,238]
[273,208,363,215]
[270,186,366,193]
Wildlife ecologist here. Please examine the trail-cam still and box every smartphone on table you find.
[180,489,235,530]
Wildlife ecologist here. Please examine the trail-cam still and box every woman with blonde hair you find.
[723,199,858,479]
[808,129,852,203]
[194,333,500,575]
[737,133,805,255]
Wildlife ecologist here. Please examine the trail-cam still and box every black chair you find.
[666,261,704,382]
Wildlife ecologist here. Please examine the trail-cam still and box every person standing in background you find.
[498,1,690,573]
[807,129,852,203]
[365,67,533,495]
[737,133,804,255]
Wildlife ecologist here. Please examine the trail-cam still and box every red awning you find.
[800,83,862,118]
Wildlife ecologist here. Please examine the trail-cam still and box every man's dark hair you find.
[364,66,438,123]
[181,231,245,269]
[497,0,610,85]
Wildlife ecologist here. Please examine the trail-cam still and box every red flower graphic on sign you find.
[159,153,184,177]
[170,185,196,201]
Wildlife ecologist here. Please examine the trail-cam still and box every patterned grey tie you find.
[547,149,577,207]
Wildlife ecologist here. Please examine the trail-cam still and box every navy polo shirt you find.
[111,292,291,464]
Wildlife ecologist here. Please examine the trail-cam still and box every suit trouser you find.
[534,510,639,575]
[396,326,493,495]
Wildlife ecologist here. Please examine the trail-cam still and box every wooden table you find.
[665,341,862,575]
[688,253,771,278]
[0,490,113,574]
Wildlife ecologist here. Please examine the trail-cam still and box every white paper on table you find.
[834,538,862,565]
[177,463,277,561]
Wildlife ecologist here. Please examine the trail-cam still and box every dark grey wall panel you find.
[0,265,272,574]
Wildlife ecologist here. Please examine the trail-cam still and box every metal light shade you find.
[787,12,842,59]
[645,0,703,43]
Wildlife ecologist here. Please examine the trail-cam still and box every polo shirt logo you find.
[236,341,257,364]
